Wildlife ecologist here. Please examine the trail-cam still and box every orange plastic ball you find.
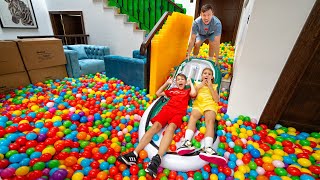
[262,163,275,171]
[256,175,269,180]
[64,156,77,167]
[77,132,87,140]
[139,150,148,159]
[118,164,127,172]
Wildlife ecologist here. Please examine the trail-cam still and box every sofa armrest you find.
[83,45,110,60]
[132,50,146,59]
[104,55,147,89]
[64,50,81,78]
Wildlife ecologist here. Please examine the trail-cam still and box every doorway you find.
[195,0,244,44]
[260,1,320,133]
[49,11,87,45]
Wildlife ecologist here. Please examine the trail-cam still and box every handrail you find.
[108,0,184,32]
[166,0,184,13]
[17,34,89,45]
[140,12,172,55]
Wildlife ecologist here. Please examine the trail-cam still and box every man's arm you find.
[187,34,197,57]
[213,35,221,65]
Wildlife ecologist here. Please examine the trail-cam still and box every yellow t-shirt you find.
[193,82,218,114]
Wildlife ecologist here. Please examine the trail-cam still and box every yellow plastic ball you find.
[272,154,283,161]
[281,176,292,180]
[274,149,285,156]
[210,174,218,180]
[234,171,245,180]
[297,158,311,167]
[312,153,320,161]
[199,127,206,134]
[262,156,273,163]
[31,105,40,111]
[72,172,84,180]
[301,168,312,174]
[15,166,30,176]
[238,165,247,173]
[42,147,56,156]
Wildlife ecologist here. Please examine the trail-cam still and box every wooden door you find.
[195,0,244,44]
[260,1,320,133]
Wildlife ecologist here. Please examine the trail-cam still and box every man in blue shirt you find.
[187,4,222,65]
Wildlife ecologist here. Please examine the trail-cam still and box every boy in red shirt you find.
[118,73,196,178]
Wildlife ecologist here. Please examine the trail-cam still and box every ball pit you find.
[190,42,235,80]
[0,72,319,180]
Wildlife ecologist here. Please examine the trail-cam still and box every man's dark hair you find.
[176,73,187,80]
[201,4,214,13]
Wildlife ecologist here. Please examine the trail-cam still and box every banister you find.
[140,12,172,55]
[166,0,184,13]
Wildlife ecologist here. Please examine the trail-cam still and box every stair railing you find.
[107,0,185,32]
[139,11,172,91]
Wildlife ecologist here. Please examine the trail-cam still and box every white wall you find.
[227,0,316,121]
[234,0,255,62]
[0,0,52,40]
[45,0,144,57]
[174,0,196,17]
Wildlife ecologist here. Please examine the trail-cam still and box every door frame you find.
[194,0,244,44]
[259,1,320,128]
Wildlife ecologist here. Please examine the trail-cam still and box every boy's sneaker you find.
[199,147,227,165]
[145,154,161,178]
[117,151,137,166]
[177,140,196,155]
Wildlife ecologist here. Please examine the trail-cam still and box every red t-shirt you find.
[163,88,191,114]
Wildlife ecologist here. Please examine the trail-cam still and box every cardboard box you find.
[28,65,67,84]
[0,41,25,75]
[17,38,66,70]
[0,72,30,94]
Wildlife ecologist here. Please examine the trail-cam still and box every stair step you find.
[114,14,128,22]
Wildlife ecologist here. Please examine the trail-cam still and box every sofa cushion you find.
[68,45,88,60]
[79,59,105,75]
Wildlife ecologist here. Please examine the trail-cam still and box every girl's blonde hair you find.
[202,67,214,83]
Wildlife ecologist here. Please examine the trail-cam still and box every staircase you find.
[106,0,186,32]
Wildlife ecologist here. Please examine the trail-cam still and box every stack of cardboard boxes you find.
[0,41,30,94]
[0,38,68,94]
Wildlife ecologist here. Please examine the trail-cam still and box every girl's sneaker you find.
[177,140,196,155]
[199,147,227,165]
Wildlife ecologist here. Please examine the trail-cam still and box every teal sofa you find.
[104,50,148,89]
[63,45,110,78]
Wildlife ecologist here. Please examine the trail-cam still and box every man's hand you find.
[186,52,190,60]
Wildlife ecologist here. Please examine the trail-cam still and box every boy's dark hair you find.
[201,4,214,13]
[176,73,187,80]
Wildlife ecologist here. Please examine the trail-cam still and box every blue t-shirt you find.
[192,16,222,37]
